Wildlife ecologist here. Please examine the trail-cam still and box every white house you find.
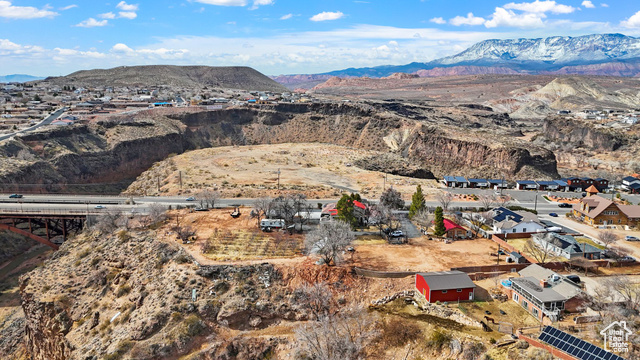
[492,208,546,234]
[622,176,640,191]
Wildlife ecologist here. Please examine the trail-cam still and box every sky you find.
[1,0,640,76]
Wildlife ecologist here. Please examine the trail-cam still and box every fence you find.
[517,332,577,360]
[354,267,415,279]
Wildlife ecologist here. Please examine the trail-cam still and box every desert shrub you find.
[117,230,131,243]
[182,314,206,337]
[104,340,134,360]
[77,248,91,259]
[463,342,487,360]
[429,329,451,350]
[380,318,422,347]
[116,284,132,297]
[175,253,191,264]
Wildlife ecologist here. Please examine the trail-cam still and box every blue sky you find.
[1,0,640,76]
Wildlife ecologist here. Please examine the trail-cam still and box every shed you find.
[443,218,467,239]
[415,271,476,303]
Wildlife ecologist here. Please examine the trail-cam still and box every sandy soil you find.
[353,236,500,272]
[126,143,440,200]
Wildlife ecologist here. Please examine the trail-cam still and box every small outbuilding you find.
[443,218,468,239]
[415,271,476,303]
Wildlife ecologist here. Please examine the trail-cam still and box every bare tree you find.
[436,191,453,212]
[272,195,297,226]
[173,225,196,243]
[251,197,273,227]
[496,194,512,208]
[197,189,220,209]
[469,211,492,237]
[291,193,312,232]
[141,203,167,228]
[412,208,433,233]
[524,235,558,264]
[368,203,392,234]
[604,276,640,310]
[305,220,354,266]
[380,187,404,209]
[92,210,125,234]
[597,230,619,250]
[293,282,333,320]
[478,191,496,210]
[295,307,379,360]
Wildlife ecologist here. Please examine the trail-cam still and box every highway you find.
[0,107,67,142]
[0,193,571,217]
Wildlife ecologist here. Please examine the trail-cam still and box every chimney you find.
[540,279,548,288]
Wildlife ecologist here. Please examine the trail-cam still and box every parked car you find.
[566,275,581,284]
[549,213,558,217]
[619,256,636,263]
[625,236,640,242]
[558,203,572,208]
[8,194,23,198]
[94,205,106,209]
[390,230,404,237]
[185,196,196,201]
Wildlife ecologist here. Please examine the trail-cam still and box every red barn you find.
[415,271,476,303]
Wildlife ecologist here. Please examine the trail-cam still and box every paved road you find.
[0,107,67,142]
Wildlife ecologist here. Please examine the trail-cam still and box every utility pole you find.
[277,168,281,191]
[157,176,160,192]
[179,171,183,190]
[534,190,538,212]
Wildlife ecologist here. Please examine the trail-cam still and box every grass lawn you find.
[575,236,605,250]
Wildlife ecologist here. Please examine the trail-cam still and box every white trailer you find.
[260,219,285,231]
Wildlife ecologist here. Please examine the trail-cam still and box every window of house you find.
[522,300,528,309]
[522,228,526,232]
[457,289,462,292]
[533,308,539,317]
[513,293,519,301]
[442,290,447,293]
[513,229,516,233]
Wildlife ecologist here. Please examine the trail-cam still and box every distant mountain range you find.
[272,33,640,88]
[0,74,45,83]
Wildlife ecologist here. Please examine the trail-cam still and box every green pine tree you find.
[434,206,446,237]
[336,193,360,229]
[408,185,426,218]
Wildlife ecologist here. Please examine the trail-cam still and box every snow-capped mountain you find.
[437,33,640,65]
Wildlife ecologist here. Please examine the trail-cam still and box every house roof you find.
[443,176,457,182]
[492,207,523,223]
[417,271,476,291]
[536,180,558,186]
[516,180,537,185]
[454,176,468,183]
[511,277,568,303]
[619,205,640,218]
[554,180,568,186]
[623,176,640,183]
[443,218,465,232]
[536,233,602,255]
[574,195,614,219]
[353,200,366,210]
[468,178,487,183]
[585,185,599,193]
[518,264,555,280]
[509,251,524,259]
[629,183,640,190]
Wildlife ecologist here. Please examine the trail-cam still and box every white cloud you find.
[310,11,344,22]
[75,18,108,28]
[450,12,485,26]
[0,1,58,19]
[192,0,248,6]
[116,1,138,11]
[621,10,640,28]
[389,40,398,46]
[99,12,116,19]
[250,0,274,10]
[60,5,77,11]
[280,13,292,20]
[119,11,137,19]
[503,0,575,14]
[111,43,134,53]
[485,7,545,28]
[581,1,595,8]
[601,3,608,7]
[430,17,446,24]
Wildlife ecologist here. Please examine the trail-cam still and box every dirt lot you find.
[125,143,440,200]
[353,236,500,272]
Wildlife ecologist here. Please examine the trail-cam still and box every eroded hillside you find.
[0,102,558,193]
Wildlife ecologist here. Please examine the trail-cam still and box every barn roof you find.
[417,271,476,290]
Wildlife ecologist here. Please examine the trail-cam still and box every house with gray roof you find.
[509,264,584,322]
[533,232,603,260]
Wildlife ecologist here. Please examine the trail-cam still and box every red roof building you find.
[443,219,467,239]
[415,271,476,303]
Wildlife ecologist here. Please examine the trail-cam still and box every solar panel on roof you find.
[538,326,625,360]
